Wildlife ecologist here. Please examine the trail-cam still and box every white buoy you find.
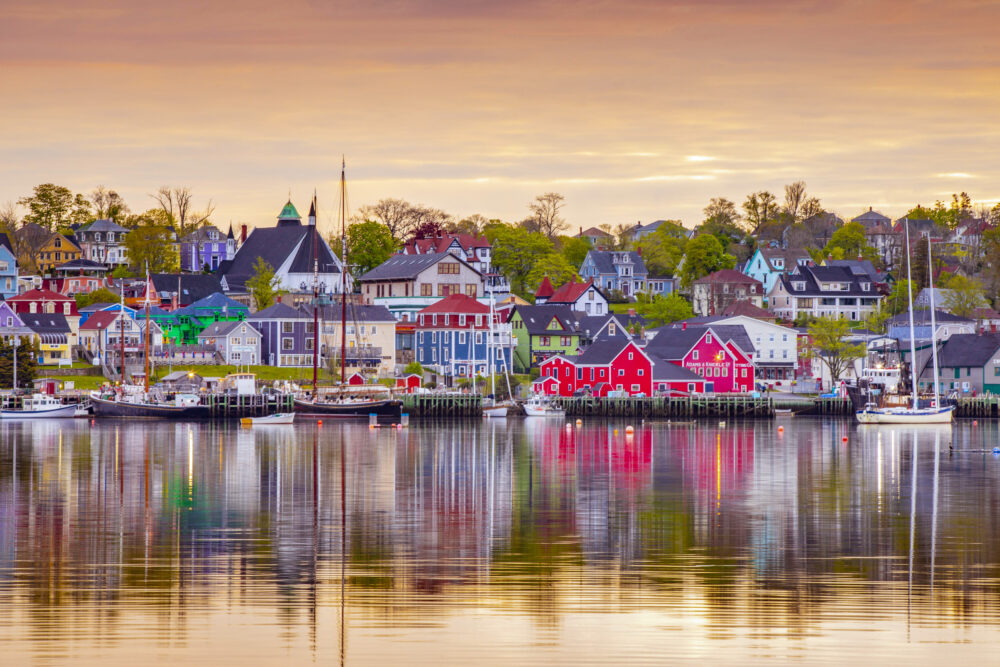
[625,425,634,434]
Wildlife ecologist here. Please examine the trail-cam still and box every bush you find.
[403,361,423,375]
[606,289,629,304]
[424,381,437,390]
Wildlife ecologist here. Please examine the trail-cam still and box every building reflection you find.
[1,417,1000,655]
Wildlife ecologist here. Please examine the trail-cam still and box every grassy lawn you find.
[609,303,636,314]
[149,364,347,384]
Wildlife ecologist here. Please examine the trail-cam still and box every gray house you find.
[197,320,262,365]
[580,250,656,297]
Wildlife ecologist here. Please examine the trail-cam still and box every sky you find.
[2,0,999,237]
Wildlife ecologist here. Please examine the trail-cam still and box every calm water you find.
[0,417,999,665]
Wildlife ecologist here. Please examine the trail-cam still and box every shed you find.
[347,372,366,385]
[160,370,205,393]
[395,374,422,393]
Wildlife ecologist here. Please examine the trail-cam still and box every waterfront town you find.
[0,182,998,403]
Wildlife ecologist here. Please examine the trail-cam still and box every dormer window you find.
[793,281,805,291]
[861,282,870,292]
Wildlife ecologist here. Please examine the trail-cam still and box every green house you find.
[152,292,249,345]
[508,305,582,373]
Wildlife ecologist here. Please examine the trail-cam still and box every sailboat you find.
[856,221,954,424]
[293,160,402,422]
[482,291,514,418]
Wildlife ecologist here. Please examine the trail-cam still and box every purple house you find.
[180,225,236,273]
[247,302,314,367]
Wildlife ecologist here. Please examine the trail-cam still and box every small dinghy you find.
[241,413,296,426]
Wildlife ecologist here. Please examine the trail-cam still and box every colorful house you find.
[645,325,754,393]
[180,224,236,272]
[537,339,654,397]
[75,218,129,267]
[395,374,422,393]
[196,320,262,365]
[247,302,314,367]
[413,293,513,383]
[507,305,583,373]
[7,289,81,345]
[152,292,249,345]
[79,309,163,363]
[20,312,72,365]
[538,278,610,316]
[44,259,109,296]
[16,223,82,274]
[0,243,18,300]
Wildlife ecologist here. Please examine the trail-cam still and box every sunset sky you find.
[2,0,999,236]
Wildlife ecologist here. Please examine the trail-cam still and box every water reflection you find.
[1,418,999,663]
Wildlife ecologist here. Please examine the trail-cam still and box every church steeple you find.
[308,192,316,226]
[277,199,302,227]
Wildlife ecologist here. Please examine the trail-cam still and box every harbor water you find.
[0,418,999,664]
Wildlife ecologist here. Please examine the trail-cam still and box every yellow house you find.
[36,233,82,273]
[317,303,397,377]
[20,312,72,365]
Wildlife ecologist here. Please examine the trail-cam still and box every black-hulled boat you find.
[293,397,402,421]
[90,394,212,419]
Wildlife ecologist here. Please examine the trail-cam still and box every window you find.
[437,262,459,274]
[618,369,624,376]
[371,325,377,334]
[306,338,314,350]
[560,336,571,346]
[628,352,633,360]
[459,315,466,326]
[63,303,70,315]
[282,337,293,350]
[476,332,483,345]
[282,322,293,333]
[418,332,424,344]
[609,323,616,336]
[421,284,432,296]
[438,284,458,296]
[588,291,594,301]
[540,336,550,346]
[432,331,437,343]
[692,350,698,360]
[459,331,466,344]
[432,314,437,326]
[706,334,712,344]
[306,322,315,334]
[638,369,644,376]
[465,284,476,297]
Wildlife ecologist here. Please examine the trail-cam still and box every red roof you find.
[9,288,74,302]
[548,278,593,304]
[693,269,762,286]
[417,293,489,315]
[535,276,555,299]
[720,300,774,319]
[403,233,490,254]
[80,310,125,331]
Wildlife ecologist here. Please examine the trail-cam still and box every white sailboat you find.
[482,292,513,418]
[857,221,954,424]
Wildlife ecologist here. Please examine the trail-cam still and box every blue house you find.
[247,302,314,367]
[414,294,513,384]
[0,242,18,300]
[743,247,811,296]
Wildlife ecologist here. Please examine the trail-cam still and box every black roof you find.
[937,334,1000,367]
[511,304,581,335]
[20,312,70,333]
[316,303,395,322]
[576,338,633,365]
[55,258,108,272]
[359,253,476,282]
[651,359,703,382]
[0,232,13,256]
[585,250,647,276]
[222,224,339,292]
[247,302,311,320]
[645,327,706,360]
[151,273,223,306]
[780,264,878,297]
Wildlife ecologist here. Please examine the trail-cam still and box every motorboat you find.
[90,391,212,419]
[523,395,565,418]
[483,398,513,418]
[241,413,295,426]
[2,394,77,419]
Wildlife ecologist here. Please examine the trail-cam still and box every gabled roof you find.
[418,293,488,315]
[936,334,1000,368]
[511,304,581,335]
[197,320,260,338]
[247,302,311,320]
[278,200,301,221]
[316,304,396,322]
[20,312,70,333]
[852,208,890,224]
[186,292,248,313]
[548,279,595,304]
[576,227,612,239]
[644,327,708,360]
[720,300,775,319]
[79,302,116,314]
[584,250,646,276]
[534,276,555,299]
[359,252,476,282]
[150,273,224,305]
[54,258,108,273]
[221,224,340,291]
[887,309,974,325]
[693,269,762,286]
[970,307,1000,320]
[780,265,878,297]
[80,310,131,331]
[757,247,811,271]
[576,339,636,366]
[402,233,491,254]
[825,259,883,282]
[181,225,225,243]
[9,288,74,302]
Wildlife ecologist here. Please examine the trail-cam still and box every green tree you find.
[823,222,879,263]
[742,191,779,233]
[18,183,91,231]
[403,361,423,376]
[111,266,130,279]
[703,198,741,228]
[636,292,694,327]
[247,258,281,311]
[807,316,865,383]
[75,287,122,309]
[341,221,397,278]
[940,274,986,318]
[558,235,591,269]
[487,224,553,297]
[636,221,688,277]
[123,225,179,275]
[862,302,891,335]
[679,234,735,288]
[525,252,577,297]
[0,338,38,389]
[885,279,917,316]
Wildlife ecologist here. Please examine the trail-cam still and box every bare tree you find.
[90,186,131,223]
[800,197,824,219]
[529,192,567,239]
[0,201,19,230]
[356,198,451,242]
[742,191,779,233]
[151,186,214,230]
[783,181,807,220]
[703,197,740,226]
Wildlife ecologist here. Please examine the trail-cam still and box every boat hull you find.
[241,413,296,426]
[90,396,212,419]
[856,406,954,424]
[2,405,78,419]
[524,406,565,417]
[294,398,402,421]
[483,406,508,418]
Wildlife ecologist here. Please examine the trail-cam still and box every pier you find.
[552,395,775,419]
[400,393,482,418]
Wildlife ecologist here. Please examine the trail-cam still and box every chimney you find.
[636,246,642,256]
[682,322,687,331]
[240,224,248,243]
[628,308,636,317]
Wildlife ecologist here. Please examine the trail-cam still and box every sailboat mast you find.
[119,283,126,385]
[927,235,941,408]
[904,220,918,410]
[144,264,150,392]
[339,158,348,384]
[312,191,319,398]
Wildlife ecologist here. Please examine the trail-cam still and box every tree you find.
[862,303,891,335]
[150,186,214,231]
[341,221,397,278]
[783,181,807,220]
[558,235,591,269]
[885,279,917,316]
[941,274,986,318]
[75,287,122,309]
[0,202,19,230]
[411,220,448,241]
[981,227,1000,302]
[246,258,281,311]
[528,192,567,239]
[449,214,489,236]
[636,292,694,327]
[18,183,79,230]
[679,234,735,288]
[90,186,130,224]
[742,191,779,233]
[356,198,450,243]
[525,252,577,296]
[403,361,424,376]
[487,224,553,297]
[703,198,740,228]
[124,208,175,229]
[807,316,865,383]
[823,222,879,263]
[122,225,179,275]
[636,221,688,277]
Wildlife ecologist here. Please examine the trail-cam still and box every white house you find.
[197,320,262,365]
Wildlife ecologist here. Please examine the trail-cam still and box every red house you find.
[537,339,653,397]
[395,374,422,393]
[645,325,754,393]
[347,372,366,385]
[8,288,81,343]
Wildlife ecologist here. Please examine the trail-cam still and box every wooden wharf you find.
[552,395,775,419]
[400,394,482,418]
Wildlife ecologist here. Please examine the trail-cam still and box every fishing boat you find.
[483,402,509,418]
[2,394,77,419]
[523,394,565,418]
[90,392,212,419]
[241,412,295,426]
[294,396,402,421]
[856,222,954,425]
